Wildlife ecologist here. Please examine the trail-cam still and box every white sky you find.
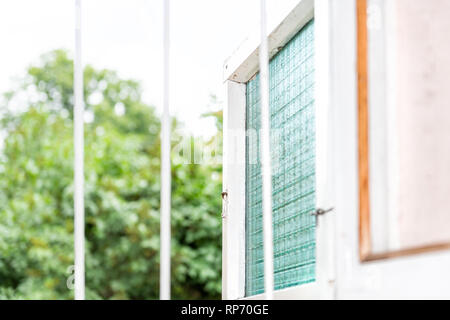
[0,0,297,137]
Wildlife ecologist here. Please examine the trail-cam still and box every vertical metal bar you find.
[74,0,85,301]
[160,0,171,301]
[259,0,274,300]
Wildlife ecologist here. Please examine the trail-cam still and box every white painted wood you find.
[384,0,400,251]
[313,0,335,299]
[331,0,450,299]
[363,0,450,255]
[242,282,321,300]
[74,0,85,301]
[367,0,390,253]
[365,0,401,253]
[222,80,246,300]
[329,0,361,300]
[223,0,314,83]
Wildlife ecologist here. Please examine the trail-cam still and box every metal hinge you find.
[311,207,334,226]
[221,191,228,219]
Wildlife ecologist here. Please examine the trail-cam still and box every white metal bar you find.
[160,0,171,301]
[259,0,274,300]
[74,0,85,301]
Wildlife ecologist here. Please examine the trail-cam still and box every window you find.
[245,20,316,296]
[358,0,450,261]
[222,0,333,300]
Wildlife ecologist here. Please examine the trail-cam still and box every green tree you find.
[0,50,222,300]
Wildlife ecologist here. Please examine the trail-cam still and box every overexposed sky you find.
[0,0,297,137]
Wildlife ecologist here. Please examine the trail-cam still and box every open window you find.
[357,0,450,261]
[222,0,334,299]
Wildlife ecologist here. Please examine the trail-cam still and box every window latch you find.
[311,207,334,226]
[221,191,228,219]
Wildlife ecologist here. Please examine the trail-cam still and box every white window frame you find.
[332,0,450,299]
[222,0,335,300]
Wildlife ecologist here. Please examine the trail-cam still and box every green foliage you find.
[0,50,222,300]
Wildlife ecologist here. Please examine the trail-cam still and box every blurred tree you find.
[0,50,222,299]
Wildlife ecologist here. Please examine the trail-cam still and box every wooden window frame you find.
[222,0,335,300]
[357,0,450,262]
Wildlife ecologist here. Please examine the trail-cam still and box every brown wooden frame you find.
[356,0,450,262]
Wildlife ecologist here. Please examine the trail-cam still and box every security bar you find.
[74,0,85,301]
[259,0,274,300]
[160,0,172,301]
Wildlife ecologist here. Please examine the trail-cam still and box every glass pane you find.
[367,0,450,253]
[245,20,316,296]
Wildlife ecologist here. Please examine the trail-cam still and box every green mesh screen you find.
[245,19,316,296]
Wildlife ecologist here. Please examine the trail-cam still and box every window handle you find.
[311,207,334,226]
[221,191,228,219]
